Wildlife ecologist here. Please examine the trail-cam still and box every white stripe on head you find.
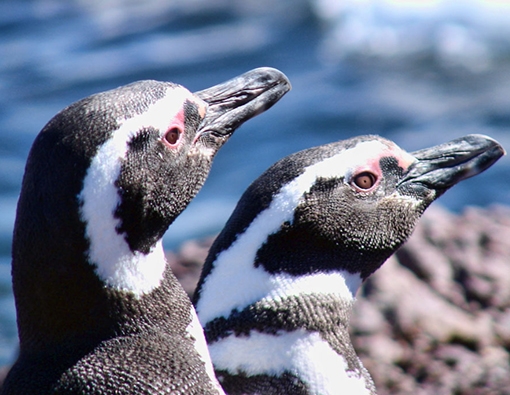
[196,140,388,324]
[209,330,370,395]
[186,308,226,395]
[79,85,196,297]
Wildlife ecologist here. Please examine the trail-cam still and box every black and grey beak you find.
[399,134,505,197]
[194,67,291,138]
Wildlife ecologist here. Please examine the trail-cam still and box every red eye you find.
[164,127,181,146]
[352,172,377,190]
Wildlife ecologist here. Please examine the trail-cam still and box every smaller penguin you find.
[3,68,290,394]
[194,134,504,395]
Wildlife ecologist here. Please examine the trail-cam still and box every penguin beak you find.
[194,67,291,139]
[399,134,505,196]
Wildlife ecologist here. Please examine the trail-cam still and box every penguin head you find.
[200,134,504,286]
[78,67,291,256]
[12,68,289,344]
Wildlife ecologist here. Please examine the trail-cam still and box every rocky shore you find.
[169,205,510,395]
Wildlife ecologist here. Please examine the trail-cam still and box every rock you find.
[351,205,510,395]
[167,236,216,297]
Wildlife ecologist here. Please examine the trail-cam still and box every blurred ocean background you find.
[0,0,509,367]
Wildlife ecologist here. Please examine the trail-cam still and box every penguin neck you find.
[12,154,197,359]
[196,211,367,323]
[197,260,362,326]
[196,239,378,394]
[13,219,224,392]
[12,203,188,352]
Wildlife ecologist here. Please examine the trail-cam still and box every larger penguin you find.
[2,68,290,394]
[194,134,504,395]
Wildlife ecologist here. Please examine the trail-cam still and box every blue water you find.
[0,0,509,366]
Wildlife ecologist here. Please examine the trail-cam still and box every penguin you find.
[193,134,504,395]
[2,67,290,394]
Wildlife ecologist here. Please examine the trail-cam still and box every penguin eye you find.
[164,127,181,146]
[352,172,377,190]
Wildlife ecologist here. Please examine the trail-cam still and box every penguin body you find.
[3,68,290,394]
[194,134,504,395]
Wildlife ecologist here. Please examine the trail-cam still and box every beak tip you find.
[402,133,505,195]
[253,66,292,91]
